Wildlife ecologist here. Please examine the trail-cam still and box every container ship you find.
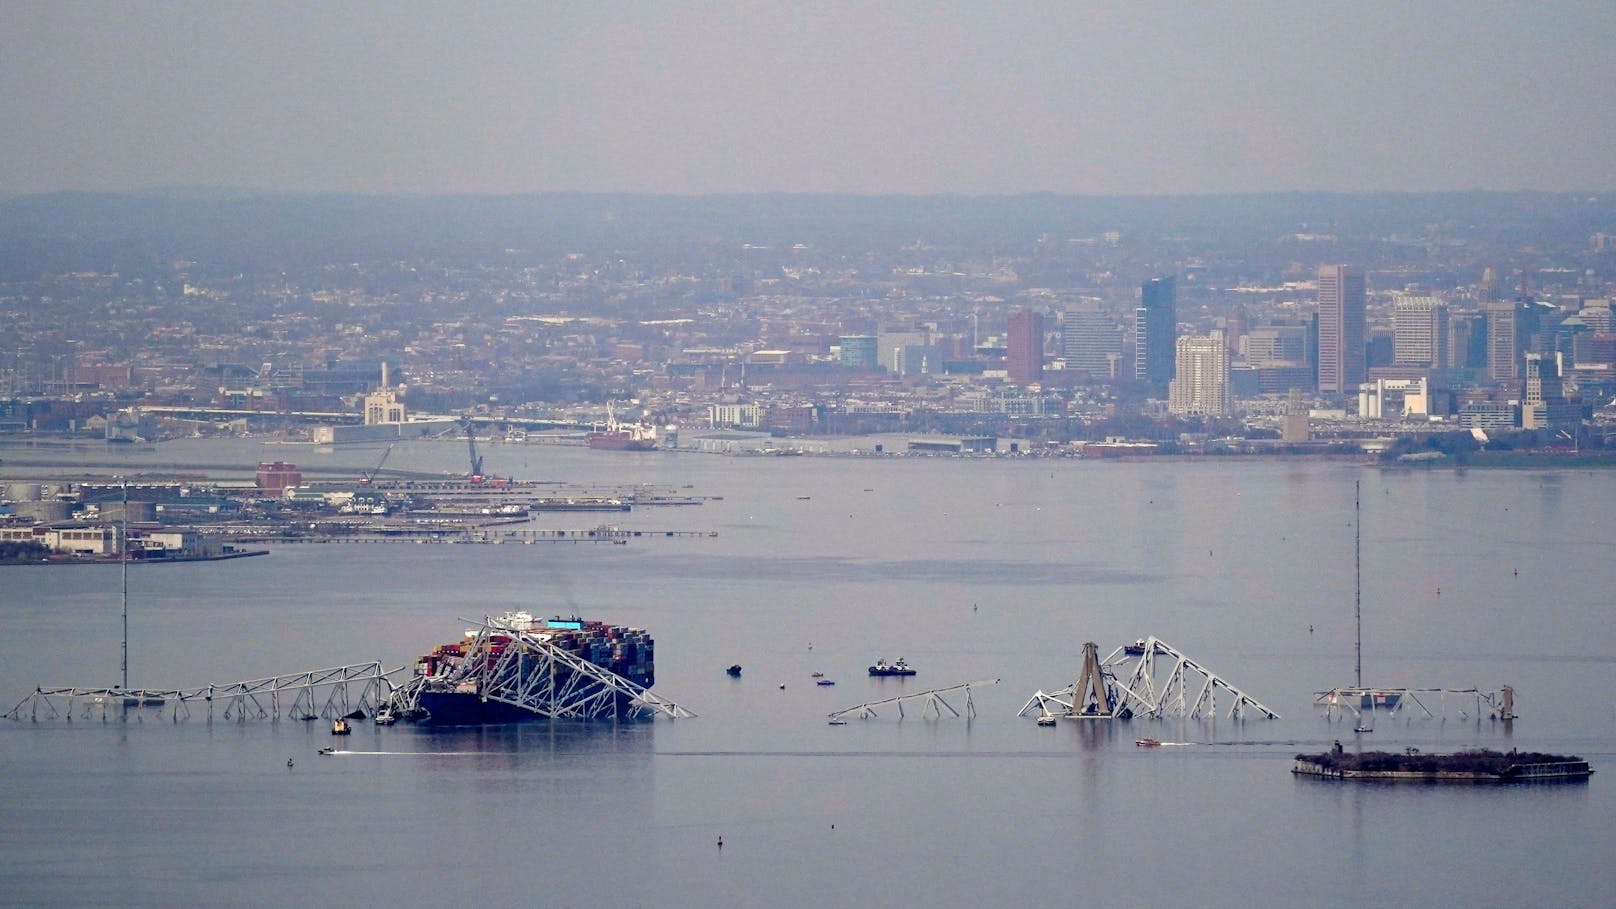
[408,612,654,724]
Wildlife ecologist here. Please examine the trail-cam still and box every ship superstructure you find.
[586,402,658,451]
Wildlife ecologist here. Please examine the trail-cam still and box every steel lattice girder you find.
[1020,637,1278,721]
[4,662,400,723]
[1101,637,1279,720]
[391,620,694,721]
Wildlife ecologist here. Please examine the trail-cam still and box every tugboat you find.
[1124,639,1148,656]
[726,664,743,678]
[868,657,917,677]
[331,718,352,736]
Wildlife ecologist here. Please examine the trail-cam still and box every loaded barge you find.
[1293,747,1593,783]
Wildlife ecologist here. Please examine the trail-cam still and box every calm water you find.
[2,440,1613,908]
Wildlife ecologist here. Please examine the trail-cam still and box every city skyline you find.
[3,4,1615,197]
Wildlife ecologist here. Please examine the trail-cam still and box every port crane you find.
[359,442,395,485]
[461,418,484,481]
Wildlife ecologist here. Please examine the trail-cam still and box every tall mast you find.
[121,477,129,690]
[1354,479,1361,689]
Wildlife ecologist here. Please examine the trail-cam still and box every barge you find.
[1293,747,1593,783]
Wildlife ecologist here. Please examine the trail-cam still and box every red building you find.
[255,461,302,494]
[1007,308,1044,384]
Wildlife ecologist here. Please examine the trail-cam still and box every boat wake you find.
[318,750,490,757]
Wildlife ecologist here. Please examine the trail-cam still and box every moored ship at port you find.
[405,612,656,724]
[586,402,658,451]
[585,428,657,451]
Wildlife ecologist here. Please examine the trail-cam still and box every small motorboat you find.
[810,672,825,678]
[726,664,742,678]
[1036,715,1057,727]
[1353,724,1373,733]
[816,679,835,686]
[827,718,847,726]
[331,718,352,736]
[317,747,336,756]
[374,711,396,726]
[1135,738,1162,747]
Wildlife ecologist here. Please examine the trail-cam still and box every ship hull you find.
[417,691,558,725]
[416,688,647,725]
[586,431,657,451]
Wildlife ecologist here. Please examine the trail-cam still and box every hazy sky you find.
[4,2,1614,196]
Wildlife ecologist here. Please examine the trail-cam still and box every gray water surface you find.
[2,445,1611,908]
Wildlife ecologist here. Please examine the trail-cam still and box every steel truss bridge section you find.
[4,662,399,724]
[385,618,695,722]
[1312,685,1515,723]
[1020,636,1279,722]
[829,679,999,722]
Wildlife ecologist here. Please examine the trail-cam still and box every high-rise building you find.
[1168,330,1230,416]
[1317,265,1366,395]
[1521,353,1580,430]
[1006,308,1044,384]
[1244,326,1309,366]
[1485,300,1531,383]
[1134,276,1177,387]
[1060,301,1121,378]
[1392,296,1449,369]
[1447,310,1487,370]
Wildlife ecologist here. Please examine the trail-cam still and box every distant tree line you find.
[0,540,49,562]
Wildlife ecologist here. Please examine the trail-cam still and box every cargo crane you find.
[359,443,395,486]
[462,418,484,482]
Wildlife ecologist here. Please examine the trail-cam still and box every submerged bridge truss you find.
[1313,685,1515,724]
[829,679,1000,722]
[1020,637,1279,722]
[5,662,399,723]
[384,618,695,721]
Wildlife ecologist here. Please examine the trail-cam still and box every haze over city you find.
[4,2,1616,196]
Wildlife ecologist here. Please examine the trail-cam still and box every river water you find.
[1,439,1612,908]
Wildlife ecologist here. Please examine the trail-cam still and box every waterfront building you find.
[709,403,762,429]
[363,386,406,425]
[1282,388,1310,443]
[255,461,302,495]
[1317,265,1366,396]
[1134,276,1176,387]
[1006,309,1044,384]
[1168,330,1230,417]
